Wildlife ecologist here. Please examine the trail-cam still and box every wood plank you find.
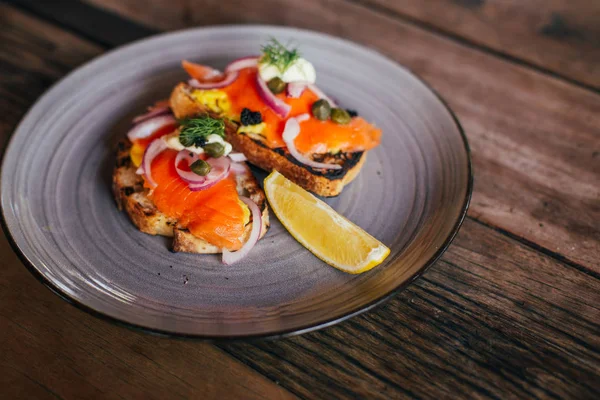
[360,0,600,90]
[0,229,296,400]
[3,2,599,399]
[219,218,600,399]
[82,0,188,32]
[0,4,102,150]
[5,0,156,47]
[80,0,600,271]
[82,0,600,90]
[0,6,296,399]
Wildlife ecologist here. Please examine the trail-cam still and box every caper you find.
[311,99,331,121]
[203,142,225,158]
[267,77,286,94]
[190,159,211,176]
[330,108,351,124]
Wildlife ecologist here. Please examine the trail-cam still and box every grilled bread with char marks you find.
[170,83,366,197]
[112,137,269,254]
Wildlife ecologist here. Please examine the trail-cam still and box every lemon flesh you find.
[264,171,390,274]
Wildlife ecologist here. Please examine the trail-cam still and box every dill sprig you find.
[178,115,225,147]
[260,38,300,73]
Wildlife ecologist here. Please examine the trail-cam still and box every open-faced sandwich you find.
[170,39,382,197]
[113,39,385,268]
[112,101,269,264]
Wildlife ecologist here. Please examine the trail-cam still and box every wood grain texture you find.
[360,0,600,90]
[5,0,156,47]
[0,7,295,399]
[0,231,295,400]
[0,4,102,150]
[220,218,600,399]
[82,0,600,89]
[2,2,600,399]
[83,0,600,273]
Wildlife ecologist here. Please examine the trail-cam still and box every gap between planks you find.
[344,0,600,95]
[469,217,600,281]
[4,0,156,48]
[9,0,600,95]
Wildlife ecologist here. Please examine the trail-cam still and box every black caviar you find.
[241,108,263,126]
[346,109,358,118]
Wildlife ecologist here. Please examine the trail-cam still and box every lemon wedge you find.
[264,171,390,274]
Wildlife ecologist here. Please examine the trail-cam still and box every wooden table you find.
[1,0,599,398]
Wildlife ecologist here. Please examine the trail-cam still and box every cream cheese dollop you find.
[162,133,233,156]
[258,57,316,84]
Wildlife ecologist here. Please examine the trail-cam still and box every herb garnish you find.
[178,116,225,147]
[261,38,300,73]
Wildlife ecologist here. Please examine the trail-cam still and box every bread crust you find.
[170,83,365,197]
[112,138,269,254]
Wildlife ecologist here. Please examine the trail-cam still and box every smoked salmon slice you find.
[222,68,382,153]
[149,149,246,250]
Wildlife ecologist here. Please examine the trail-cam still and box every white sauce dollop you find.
[163,133,233,156]
[258,57,316,84]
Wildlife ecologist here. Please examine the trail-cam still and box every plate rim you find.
[0,25,473,341]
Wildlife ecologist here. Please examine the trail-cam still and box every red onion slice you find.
[132,105,170,124]
[307,83,337,107]
[228,152,248,162]
[185,57,259,90]
[202,68,222,80]
[287,81,307,98]
[136,139,168,189]
[222,196,262,265]
[188,179,220,192]
[188,70,239,89]
[187,156,231,191]
[230,162,248,175]
[282,117,342,170]
[175,150,198,166]
[174,150,207,184]
[127,115,176,142]
[256,74,291,118]
[225,56,259,73]
[182,60,223,81]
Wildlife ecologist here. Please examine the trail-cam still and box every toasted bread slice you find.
[170,83,365,197]
[113,138,269,254]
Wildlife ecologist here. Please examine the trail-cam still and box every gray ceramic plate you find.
[1,26,471,339]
